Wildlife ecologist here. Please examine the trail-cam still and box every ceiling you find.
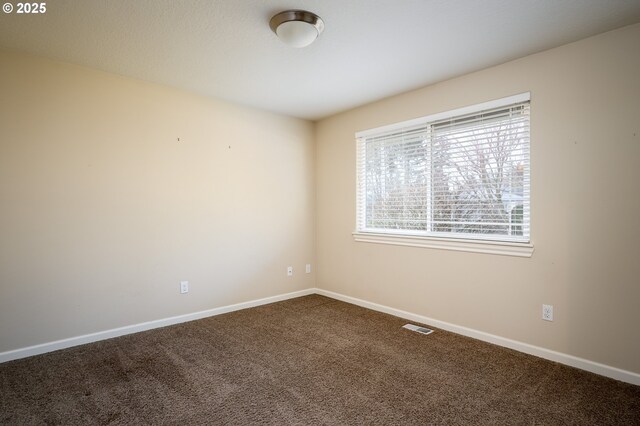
[1,1,640,121]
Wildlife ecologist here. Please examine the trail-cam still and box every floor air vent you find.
[403,324,434,335]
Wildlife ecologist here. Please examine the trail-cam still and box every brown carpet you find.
[1,295,639,425]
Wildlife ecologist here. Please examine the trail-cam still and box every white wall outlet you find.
[305,264,311,274]
[287,266,293,276]
[180,281,189,294]
[542,304,553,321]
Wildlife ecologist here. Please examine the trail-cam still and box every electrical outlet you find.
[287,266,293,276]
[180,281,189,294]
[305,264,311,274]
[542,304,553,321]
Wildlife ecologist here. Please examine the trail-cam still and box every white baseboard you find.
[314,288,640,386]
[2,286,638,387]
[0,288,315,364]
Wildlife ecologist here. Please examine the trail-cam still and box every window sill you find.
[352,232,534,257]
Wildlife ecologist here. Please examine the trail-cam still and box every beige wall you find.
[0,50,315,352]
[316,24,640,374]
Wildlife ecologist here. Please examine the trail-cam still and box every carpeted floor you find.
[1,295,639,425]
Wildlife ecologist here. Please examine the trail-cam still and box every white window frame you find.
[353,93,533,257]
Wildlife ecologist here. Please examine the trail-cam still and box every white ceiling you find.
[1,1,640,120]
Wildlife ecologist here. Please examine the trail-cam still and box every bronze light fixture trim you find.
[269,10,325,48]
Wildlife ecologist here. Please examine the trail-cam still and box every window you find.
[355,93,532,257]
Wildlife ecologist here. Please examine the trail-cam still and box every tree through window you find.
[356,95,530,243]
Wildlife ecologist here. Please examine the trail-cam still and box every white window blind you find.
[356,94,530,244]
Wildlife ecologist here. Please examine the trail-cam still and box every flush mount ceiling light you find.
[269,10,324,48]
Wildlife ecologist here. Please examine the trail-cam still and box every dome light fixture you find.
[269,10,324,48]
